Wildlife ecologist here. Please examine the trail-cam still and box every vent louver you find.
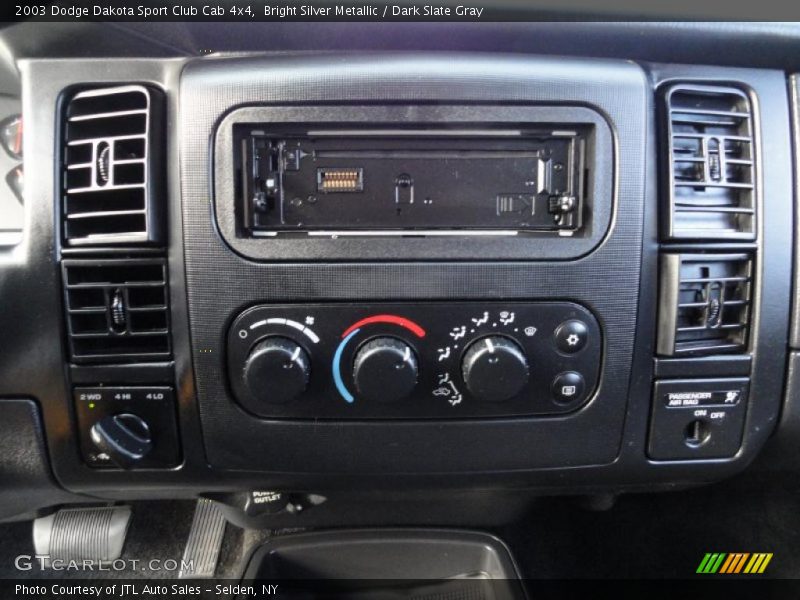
[62,259,171,362]
[61,85,163,246]
[664,85,756,240]
[658,253,752,356]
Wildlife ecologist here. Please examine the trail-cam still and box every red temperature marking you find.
[341,314,426,339]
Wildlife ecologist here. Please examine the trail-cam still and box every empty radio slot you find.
[236,125,588,236]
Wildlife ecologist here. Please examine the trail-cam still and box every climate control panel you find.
[226,302,602,419]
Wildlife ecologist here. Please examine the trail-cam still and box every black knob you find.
[90,413,153,469]
[352,336,418,403]
[461,335,529,402]
[243,336,310,405]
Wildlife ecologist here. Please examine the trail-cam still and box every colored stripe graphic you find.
[697,553,727,574]
[697,552,773,574]
[697,553,715,573]
[758,554,774,573]
[719,554,736,574]
[721,553,736,573]
[744,554,760,574]
[732,553,750,573]
[744,553,773,574]
[710,553,727,573]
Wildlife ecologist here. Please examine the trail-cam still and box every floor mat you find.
[498,476,800,578]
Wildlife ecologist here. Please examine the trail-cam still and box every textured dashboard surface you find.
[179,53,649,474]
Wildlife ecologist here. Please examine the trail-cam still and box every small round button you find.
[554,320,589,354]
[461,335,530,403]
[353,336,418,403]
[551,371,586,404]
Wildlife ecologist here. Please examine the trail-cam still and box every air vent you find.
[663,84,756,240]
[62,259,171,362]
[658,253,752,356]
[61,85,164,246]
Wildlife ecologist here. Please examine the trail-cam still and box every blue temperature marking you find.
[333,328,359,403]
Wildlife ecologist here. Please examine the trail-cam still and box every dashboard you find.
[0,21,798,526]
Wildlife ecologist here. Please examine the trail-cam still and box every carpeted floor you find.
[497,476,800,578]
[0,475,797,580]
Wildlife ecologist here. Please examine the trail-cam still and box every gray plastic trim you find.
[656,253,681,355]
[790,74,800,349]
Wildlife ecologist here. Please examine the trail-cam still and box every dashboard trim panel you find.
[5,52,789,497]
[181,53,647,474]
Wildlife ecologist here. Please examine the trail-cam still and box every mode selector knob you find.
[90,413,153,469]
[353,336,418,403]
[461,335,530,402]
[243,336,310,405]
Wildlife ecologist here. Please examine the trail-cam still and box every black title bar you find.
[7,0,800,22]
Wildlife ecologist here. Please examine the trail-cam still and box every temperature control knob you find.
[461,335,529,402]
[353,337,418,403]
[243,336,310,405]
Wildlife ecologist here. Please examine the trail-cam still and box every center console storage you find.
[243,529,524,599]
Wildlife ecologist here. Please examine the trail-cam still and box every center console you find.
[181,55,645,476]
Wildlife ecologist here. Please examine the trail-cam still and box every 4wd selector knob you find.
[461,335,529,402]
[353,336,418,403]
[243,336,310,405]
[90,413,153,469]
